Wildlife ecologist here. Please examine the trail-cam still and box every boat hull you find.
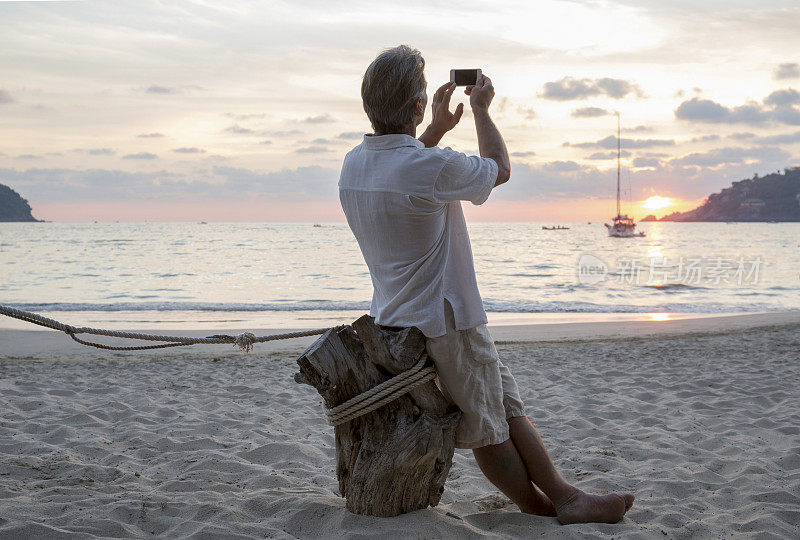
[605,223,645,237]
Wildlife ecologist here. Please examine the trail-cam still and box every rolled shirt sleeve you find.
[432,148,498,206]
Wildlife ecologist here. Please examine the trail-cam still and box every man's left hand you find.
[430,81,464,136]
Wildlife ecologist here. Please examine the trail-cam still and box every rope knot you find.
[233,331,257,352]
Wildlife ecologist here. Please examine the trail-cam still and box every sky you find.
[1,0,799,222]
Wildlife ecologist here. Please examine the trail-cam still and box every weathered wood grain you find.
[295,315,460,517]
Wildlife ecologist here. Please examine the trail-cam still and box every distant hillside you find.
[0,184,40,222]
[655,167,800,222]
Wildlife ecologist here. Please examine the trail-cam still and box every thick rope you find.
[330,372,436,426]
[328,363,437,426]
[0,304,440,425]
[0,304,331,351]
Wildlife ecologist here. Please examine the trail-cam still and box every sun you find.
[642,195,673,210]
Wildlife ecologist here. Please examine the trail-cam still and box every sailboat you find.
[605,113,645,238]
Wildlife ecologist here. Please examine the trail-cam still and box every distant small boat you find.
[199,221,207,224]
[542,225,570,230]
[313,223,322,227]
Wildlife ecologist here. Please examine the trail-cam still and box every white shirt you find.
[338,133,498,338]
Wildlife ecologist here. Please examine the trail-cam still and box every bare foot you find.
[519,483,557,517]
[555,488,635,525]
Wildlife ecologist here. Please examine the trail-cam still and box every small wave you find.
[642,283,708,291]
[480,299,779,314]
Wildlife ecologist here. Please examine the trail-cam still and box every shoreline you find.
[2,311,798,359]
[0,309,772,333]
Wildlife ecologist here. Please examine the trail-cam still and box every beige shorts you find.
[425,301,526,449]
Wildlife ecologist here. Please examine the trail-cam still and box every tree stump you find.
[294,315,461,517]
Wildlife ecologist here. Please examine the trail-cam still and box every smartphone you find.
[450,69,482,86]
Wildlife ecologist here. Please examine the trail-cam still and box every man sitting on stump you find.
[337,44,635,525]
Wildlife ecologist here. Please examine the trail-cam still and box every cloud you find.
[670,146,790,167]
[675,90,800,126]
[172,147,206,154]
[229,128,305,138]
[310,138,334,144]
[73,148,116,155]
[210,165,337,200]
[542,160,582,172]
[0,89,14,104]
[260,140,273,145]
[268,130,304,137]
[490,160,610,199]
[145,85,180,95]
[16,154,42,159]
[632,157,661,168]
[338,132,364,140]
[774,63,800,80]
[565,135,675,149]
[122,152,158,159]
[496,143,795,202]
[754,130,800,145]
[539,76,644,101]
[763,88,800,107]
[0,167,186,201]
[516,106,536,119]
[137,133,165,138]
[224,112,268,120]
[224,124,256,134]
[301,114,335,124]
[495,97,510,113]
[728,132,755,140]
[586,150,631,160]
[1,165,339,202]
[571,107,611,118]
[674,98,770,124]
[296,146,330,154]
[511,151,536,158]
[690,134,721,143]
[773,105,800,125]
[626,125,654,134]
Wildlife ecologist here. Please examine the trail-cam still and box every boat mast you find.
[616,111,621,217]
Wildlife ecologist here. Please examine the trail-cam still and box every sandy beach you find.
[1,313,799,538]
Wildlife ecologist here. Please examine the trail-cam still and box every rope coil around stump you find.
[0,304,438,426]
[326,356,437,426]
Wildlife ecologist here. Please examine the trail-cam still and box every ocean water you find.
[1,221,798,330]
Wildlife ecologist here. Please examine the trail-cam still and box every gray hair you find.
[361,45,426,134]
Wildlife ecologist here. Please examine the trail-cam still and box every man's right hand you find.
[465,74,495,112]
